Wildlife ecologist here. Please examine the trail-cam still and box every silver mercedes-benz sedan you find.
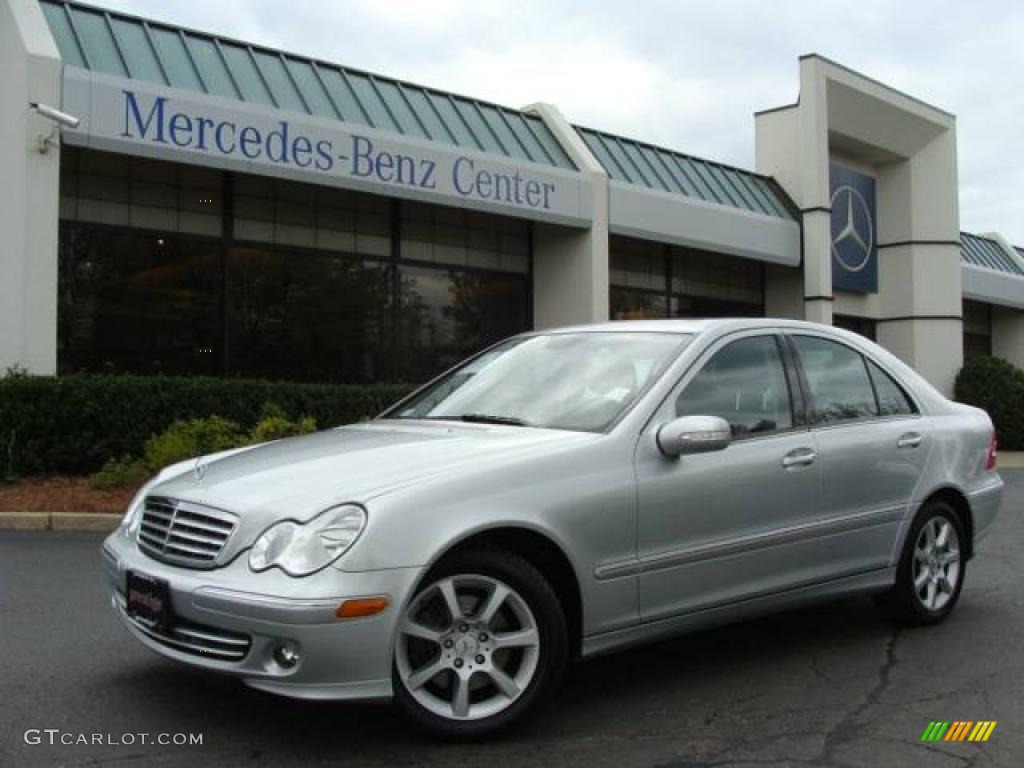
[102,319,1003,737]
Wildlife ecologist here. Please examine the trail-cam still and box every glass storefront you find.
[58,147,531,383]
[609,235,764,320]
[833,315,878,341]
[963,300,993,359]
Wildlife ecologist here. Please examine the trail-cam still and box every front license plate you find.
[126,570,172,629]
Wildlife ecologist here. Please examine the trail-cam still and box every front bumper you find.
[102,526,422,700]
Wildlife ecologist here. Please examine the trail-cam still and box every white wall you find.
[0,0,62,374]
[526,103,609,327]
[756,55,963,395]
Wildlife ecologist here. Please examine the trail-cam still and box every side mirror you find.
[656,415,732,457]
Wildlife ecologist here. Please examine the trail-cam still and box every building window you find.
[233,175,391,257]
[58,149,531,383]
[60,146,223,237]
[396,266,530,382]
[609,235,764,320]
[225,247,393,382]
[401,201,529,274]
[963,300,992,359]
[58,226,223,376]
[669,245,763,316]
[833,315,877,341]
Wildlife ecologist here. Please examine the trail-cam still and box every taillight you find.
[986,432,998,471]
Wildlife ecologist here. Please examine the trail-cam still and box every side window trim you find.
[778,333,809,427]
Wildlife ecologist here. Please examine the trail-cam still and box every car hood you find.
[149,420,595,546]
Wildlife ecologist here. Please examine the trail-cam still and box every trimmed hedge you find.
[0,374,412,476]
[955,356,1024,450]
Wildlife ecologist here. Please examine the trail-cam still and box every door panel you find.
[636,431,821,621]
[789,334,929,571]
[635,332,822,621]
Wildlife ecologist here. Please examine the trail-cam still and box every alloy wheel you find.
[395,574,541,721]
[912,515,961,612]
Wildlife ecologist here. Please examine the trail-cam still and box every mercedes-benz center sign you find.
[60,71,591,227]
[830,162,878,294]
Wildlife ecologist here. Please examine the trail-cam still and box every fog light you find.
[272,641,301,669]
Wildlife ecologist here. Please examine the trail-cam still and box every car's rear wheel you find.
[392,548,567,738]
[876,500,966,625]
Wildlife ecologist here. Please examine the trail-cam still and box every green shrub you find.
[90,455,150,490]
[955,356,1024,450]
[248,403,318,444]
[0,374,412,476]
[144,416,245,470]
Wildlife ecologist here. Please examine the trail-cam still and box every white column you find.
[523,102,608,327]
[0,0,62,374]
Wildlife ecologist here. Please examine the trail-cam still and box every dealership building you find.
[3,0,1023,394]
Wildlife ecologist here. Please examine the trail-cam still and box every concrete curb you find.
[0,512,119,532]
[998,451,1024,469]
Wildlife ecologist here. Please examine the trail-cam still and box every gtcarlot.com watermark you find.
[24,729,203,746]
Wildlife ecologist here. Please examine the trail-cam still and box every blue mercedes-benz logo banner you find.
[830,163,878,294]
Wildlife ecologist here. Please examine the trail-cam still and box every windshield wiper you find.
[453,413,532,427]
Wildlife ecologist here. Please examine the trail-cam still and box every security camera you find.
[30,102,81,129]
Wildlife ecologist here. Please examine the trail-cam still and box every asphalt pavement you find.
[2,472,1022,768]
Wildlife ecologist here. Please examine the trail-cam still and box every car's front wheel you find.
[876,500,966,625]
[392,547,567,737]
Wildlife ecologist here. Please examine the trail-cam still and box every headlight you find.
[249,504,366,577]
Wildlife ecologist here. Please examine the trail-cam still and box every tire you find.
[875,500,966,626]
[392,547,568,738]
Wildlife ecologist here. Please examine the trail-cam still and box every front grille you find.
[137,496,237,569]
[121,600,251,661]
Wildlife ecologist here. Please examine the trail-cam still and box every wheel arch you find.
[421,525,585,659]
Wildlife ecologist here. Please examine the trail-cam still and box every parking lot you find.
[2,471,1022,768]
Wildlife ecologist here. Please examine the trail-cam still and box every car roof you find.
[540,318,842,336]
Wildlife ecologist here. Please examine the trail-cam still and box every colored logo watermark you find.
[921,721,997,742]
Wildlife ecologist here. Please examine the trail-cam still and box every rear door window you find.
[791,335,877,424]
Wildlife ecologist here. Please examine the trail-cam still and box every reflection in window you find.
[670,246,763,309]
[793,336,877,423]
[401,202,529,274]
[609,235,766,320]
[390,332,686,432]
[58,149,532,384]
[226,248,392,382]
[675,335,793,437]
[867,360,915,416]
[59,224,222,375]
[396,266,529,383]
[611,288,668,320]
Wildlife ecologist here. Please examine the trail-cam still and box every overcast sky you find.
[99,0,1024,244]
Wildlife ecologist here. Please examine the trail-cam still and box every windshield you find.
[383,332,690,432]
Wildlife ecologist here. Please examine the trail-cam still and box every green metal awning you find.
[39,0,575,170]
[575,126,796,220]
[961,232,1023,275]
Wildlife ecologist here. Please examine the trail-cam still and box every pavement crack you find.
[816,627,901,767]
[810,652,834,683]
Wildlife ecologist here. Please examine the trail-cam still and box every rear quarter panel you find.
[901,402,1002,557]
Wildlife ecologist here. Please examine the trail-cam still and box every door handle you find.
[897,432,923,449]
[782,447,817,469]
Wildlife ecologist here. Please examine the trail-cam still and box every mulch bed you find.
[0,476,141,514]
